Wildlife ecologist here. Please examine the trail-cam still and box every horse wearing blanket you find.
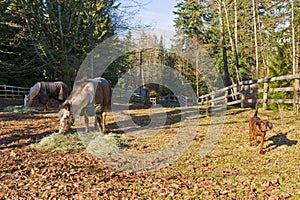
[58,77,111,133]
[24,81,69,111]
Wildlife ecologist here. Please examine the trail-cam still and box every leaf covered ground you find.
[0,99,299,199]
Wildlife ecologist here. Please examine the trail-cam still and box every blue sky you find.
[138,0,177,31]
[120,0,177,31]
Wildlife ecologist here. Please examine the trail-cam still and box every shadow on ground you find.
[266,130,298,151]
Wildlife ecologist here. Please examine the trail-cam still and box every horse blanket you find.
[25,81,69,111]
[38,81,69,105]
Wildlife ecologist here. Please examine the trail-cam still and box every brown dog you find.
[249,101,273,154]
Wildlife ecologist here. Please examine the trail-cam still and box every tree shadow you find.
[0,111,59,150]
[266,130,298,151]
[104,108,183,135]
[0,131,53,150]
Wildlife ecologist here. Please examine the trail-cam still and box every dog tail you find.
[254,100,259,117]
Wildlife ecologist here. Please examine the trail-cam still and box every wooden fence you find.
[194,74,300,113]
[3,74,298,110]
[0,85,30,99]
[135,74,300,111]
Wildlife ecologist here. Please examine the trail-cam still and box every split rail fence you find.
[0,85,30,99]
[187,74,300,114]
[2,74,299,113]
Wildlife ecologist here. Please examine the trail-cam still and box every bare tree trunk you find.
[234,0,238,57]
[75,0,83,38]
[196,46,199,96]
[291,0,299,114]
[223,1,241,83]
[21,0,47,64]
[291,0,297,75]
[218,0,230,87]
[252,0,259,79]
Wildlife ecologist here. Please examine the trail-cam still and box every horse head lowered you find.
[58,78,111,133]
[24,82,41,107]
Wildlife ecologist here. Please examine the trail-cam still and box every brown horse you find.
[24,81,69,111]
[58,77,111,133]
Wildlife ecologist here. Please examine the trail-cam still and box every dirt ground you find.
[0,99,299,199]
[0,99,189,199]
[0,99,181,199]
[0,99,60,148]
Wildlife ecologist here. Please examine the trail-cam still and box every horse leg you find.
[84,111,90,132]
[94,104,106,133]
[101,112,106,133]
[95,114,101,132]
[24,95,27,106]
[95,113,105,133]
[43,103,48,112]
[94,116,98,130]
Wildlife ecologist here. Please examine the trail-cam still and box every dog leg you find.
[253,132,259,146]
[259,133,265,154]
[249,124,253,146]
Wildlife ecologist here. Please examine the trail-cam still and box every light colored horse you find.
[58,77,111,133]
[24,81,69,111]
[24,82,41,108]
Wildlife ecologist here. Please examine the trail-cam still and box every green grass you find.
[3,105,38,113]
[155,107,300,199]
[109,107,299,198]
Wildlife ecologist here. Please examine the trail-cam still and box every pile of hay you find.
[33,131,129,152]
[3,105,38,113]
[81,132,130,154]
[33,132,84,151]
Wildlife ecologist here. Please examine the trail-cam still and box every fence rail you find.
[0,85,30,99]
[192,74,300,114]
[3,74,299,111]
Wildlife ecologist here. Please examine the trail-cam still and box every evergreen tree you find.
[0,0,130,87]
[0,1,43,86]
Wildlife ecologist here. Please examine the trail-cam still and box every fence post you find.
[241,84,245,108]
[200,96,204,105]
[180,95,185,107]
[263,82,269,110]
[206,96,209,117]
[225,90,228,107]
[4,85,7,99]
[185,96,188,107]
[293,78,299,114]
[11,86,14,99]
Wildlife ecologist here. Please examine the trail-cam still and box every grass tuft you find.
[4,105,38,113]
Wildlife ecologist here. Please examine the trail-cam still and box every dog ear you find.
[267,121,273,130]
